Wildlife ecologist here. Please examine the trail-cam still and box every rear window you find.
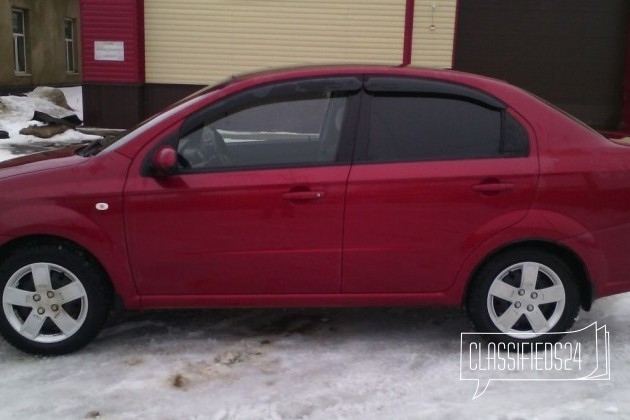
[366,95,528,162]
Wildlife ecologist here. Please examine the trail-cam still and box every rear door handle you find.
[282,191,326,201]
[472,183,514,193]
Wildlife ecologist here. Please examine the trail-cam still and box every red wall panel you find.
[80,0,144,83]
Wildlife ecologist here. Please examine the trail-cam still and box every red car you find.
[1,66,629,355]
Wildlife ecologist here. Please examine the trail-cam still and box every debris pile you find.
[0,87,82,140]
[0,86,101,161]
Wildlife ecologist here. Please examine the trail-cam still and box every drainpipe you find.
[401,0,415,66]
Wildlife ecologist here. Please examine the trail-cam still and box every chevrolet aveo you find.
[1,66,630,355]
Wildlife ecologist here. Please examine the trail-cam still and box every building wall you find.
[411,0,456,68]
[144,0,409,85]
[452,0,629,131]
[83,0,458,127]
[80,0,145,128]
[80,0,144,84]
[0,0,81,91]
[622,18,630,132]
[143,0,457,86]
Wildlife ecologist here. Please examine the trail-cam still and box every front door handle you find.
[282,191,326,201]
[472,183,514,193]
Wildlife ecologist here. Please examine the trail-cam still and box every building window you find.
[64,19,77,73]
[12,9,27,73]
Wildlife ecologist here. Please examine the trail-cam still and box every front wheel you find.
[0,243,112,355]
[466,249,581,344]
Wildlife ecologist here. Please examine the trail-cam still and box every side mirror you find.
[151,146,177,175]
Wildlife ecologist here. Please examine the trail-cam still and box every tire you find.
[466,248,580,345]
[0,243,112,355]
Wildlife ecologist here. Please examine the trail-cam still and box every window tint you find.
[177,92,348,171]
[367,95,526,162]
[504,113,529,156]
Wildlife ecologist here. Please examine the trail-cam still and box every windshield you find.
[100,94,211,155]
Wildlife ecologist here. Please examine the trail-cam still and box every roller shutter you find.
[144,0,406,85]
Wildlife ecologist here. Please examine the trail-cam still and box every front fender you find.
[0,201,141,309]
[0,151,141,309]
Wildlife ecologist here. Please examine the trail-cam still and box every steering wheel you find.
[200,125,232,166]
[177,126,232,169]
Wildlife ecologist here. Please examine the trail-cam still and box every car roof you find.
[214,64,512,92]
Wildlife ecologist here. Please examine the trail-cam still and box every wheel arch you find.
[0,229,141,309]
[0,234,132,309]
[463,239,594,311]
[0,235,110,286]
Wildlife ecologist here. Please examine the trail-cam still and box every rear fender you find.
[450,209,604,306]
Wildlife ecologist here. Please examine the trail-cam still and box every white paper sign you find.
[94,41,125,61]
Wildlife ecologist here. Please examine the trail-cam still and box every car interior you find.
[176,93,348,170]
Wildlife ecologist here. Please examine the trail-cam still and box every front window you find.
[64,19,77,73]
[12,9,27,73]
[176,91,349,171]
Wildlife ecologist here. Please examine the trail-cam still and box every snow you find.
[0,292,628,419]
[0,148,14,162]
[0,86,100,163]
[218,129,319,143]
[58,86,85,121]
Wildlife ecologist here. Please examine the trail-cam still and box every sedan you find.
[1,66,629,355]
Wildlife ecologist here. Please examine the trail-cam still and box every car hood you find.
[0,145,86,179]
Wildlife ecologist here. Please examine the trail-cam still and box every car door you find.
[124,77,361,296]
[342,76,538,293]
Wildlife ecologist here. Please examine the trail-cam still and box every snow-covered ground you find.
[0,86,100,163]
[0,292,628,419]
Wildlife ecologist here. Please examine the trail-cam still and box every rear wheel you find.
[0,243,111,355]
[467,248,580,344]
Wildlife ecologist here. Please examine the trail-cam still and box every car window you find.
[366,94,528,162]
[503,113,529,157]
[176,91,349,171]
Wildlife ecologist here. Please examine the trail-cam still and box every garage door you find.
[453,0,628,130]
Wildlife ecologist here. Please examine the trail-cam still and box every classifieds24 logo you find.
[460,322,610,399]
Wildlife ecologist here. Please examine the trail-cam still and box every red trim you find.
[401,0,415,66]
[451,0,461,68]
[137,0,145,83]
[621,14,630,131]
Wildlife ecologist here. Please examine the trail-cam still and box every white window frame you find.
[12,9,27,73]
[64,18,77,73]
